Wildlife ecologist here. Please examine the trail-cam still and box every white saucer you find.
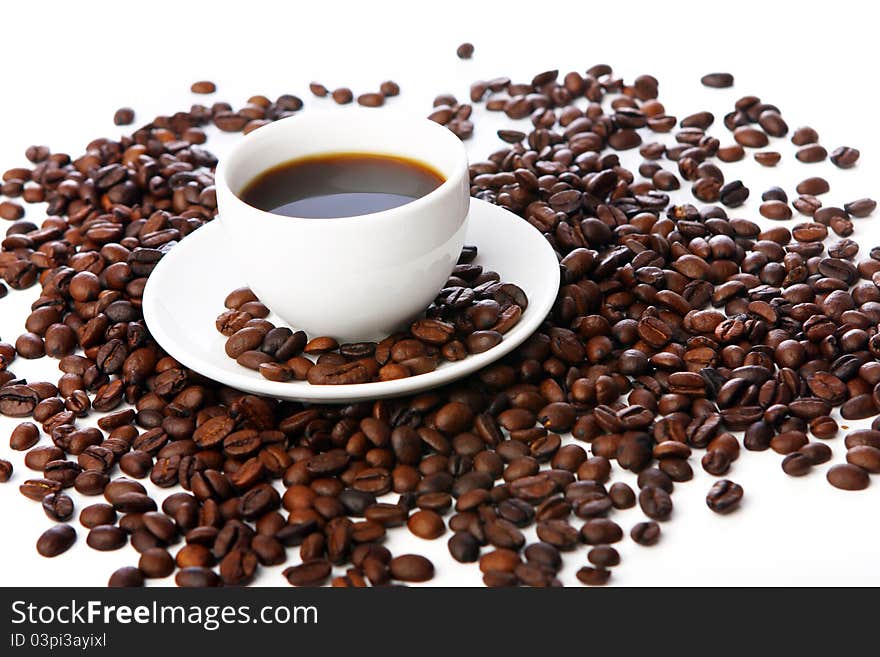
[142,199,559,403]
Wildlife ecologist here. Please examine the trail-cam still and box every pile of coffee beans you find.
[0,64,878,588]
[215,254,527,384]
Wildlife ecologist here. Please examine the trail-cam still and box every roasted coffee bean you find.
[10,422,40,450]
[108,567,144,588]
[630,521,661,546]
[448,531,480,562]
[42,492,74,521]
[701,72,734,88]
[706,479,743,513]
[87,524,128,551]
[608,482,635,509]
[36,524,77,557]
[113,107,135,125]
[796,177,830,196]
[389,554,434,582]
[79,503,116,528]
[576,566,610,586]
[588,545,620,568]
[827,464,869,491]
[638,486,672,521]
[408,509,446,539]
[796,144,827,163]
[456,42,474,59]
[781,452,812,477]
[191,80,216,94]
[176,567,221,588]
[139,547,175,578]
[20,478,61,501]
[846,446,880,473]
[830,146,859,169]
[799,442,832,465]
[754,151,781,167]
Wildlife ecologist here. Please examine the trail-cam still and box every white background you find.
[1,0,878,586]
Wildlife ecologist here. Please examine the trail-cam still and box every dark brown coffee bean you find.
[827,463,870,491]
[42,492,74,521]
[0,459,11,483]
[407,509,446,539]
[639,486,672,520]
[87,524,127,551]
[456,42,474,59]
[608,482,635,509]
[796,177,830,196]
[108,567,144,588]
[448,531,480,562]
[706,479,743,513]
[630,521,661,546]
[176,567,221,587]
[791,126,819,145]
[781,452,812,477]
[754,151,781,167]
[113,107,135,125]
[139,547,175,578]
[389,554,434,582]
[20,478,62,501]
[844,198,875,217]
[10,422,40,450]
[733,127,769,148]
[700,72,734,88]
[79,503,116,528]
[36,524,77,557]
[576,566,610,586]
[588,545,620,568]
[830,146,859,169]
[796,144,827,163]
[846,446,880,473]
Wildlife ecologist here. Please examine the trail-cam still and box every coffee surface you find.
[239,153,444,218]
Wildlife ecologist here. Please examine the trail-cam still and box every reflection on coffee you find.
[239,153,444,218]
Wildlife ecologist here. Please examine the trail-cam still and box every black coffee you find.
[239,153,445,218]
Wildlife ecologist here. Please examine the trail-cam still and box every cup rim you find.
[215,109,470,226]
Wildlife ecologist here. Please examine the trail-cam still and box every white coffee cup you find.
[215,110,470,342]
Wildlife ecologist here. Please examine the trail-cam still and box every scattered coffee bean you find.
[0,459,12,482]
[576,566,610,586]
[108,567,144,587]
[827,464,870,491]
[390,554,434,582]
[456,43,474,59]
[42,492,74,521]
[830,146,860,169]
[630,521,661,546]
[701,72,734,88]
[754,151,781,167]
[706,480,743,513]
[332,88,353,104]
[190,80,216,94]
[36,524,76,557]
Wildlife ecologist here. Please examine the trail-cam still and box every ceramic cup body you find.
[215,110,470,342]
